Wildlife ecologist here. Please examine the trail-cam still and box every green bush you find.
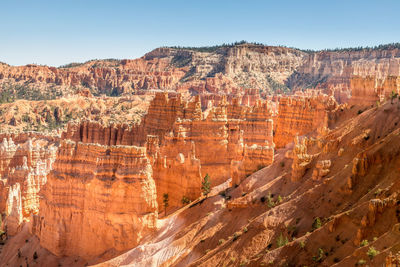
[312,248,325,262]
[276,233,288,248]
[202,174,211,197]
[367,246,379,259]
[312,217,322,230]
[233,232,241,241]
[181,196,191,205]
[360,239,369,247]
[357,259,367,265]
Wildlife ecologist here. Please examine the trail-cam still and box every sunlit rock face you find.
[33,140,158,259]
[349,75,400,105]
[0,137,56,235]
[274,92,337,148]
[22,91,277,259]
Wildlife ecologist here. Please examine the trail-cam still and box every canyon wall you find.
[33,140,158,259]
[29,92,277,258]
[0,137,56,235]
[349,75,400,105]
[274,92,337,148]
[3,45,400,102]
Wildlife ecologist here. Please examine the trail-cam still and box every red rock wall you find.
[34,140,158,258]
[274,94,337,148]
[350,75,400,105]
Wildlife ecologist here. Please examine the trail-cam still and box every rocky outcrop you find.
[146,93,274,207]
[34,140,158,259]
[3,44,400,105]
[289,136,313,182]
[0,137,56,235]
[43,92,275,228]
[5,183,22,236]
[312,160,331,181]
[274,92,337,148]
[350,75,400,105]
[287,48,400,96]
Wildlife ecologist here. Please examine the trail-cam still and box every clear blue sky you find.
[1,0,399,66]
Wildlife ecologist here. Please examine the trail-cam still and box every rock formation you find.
[2,43,400,267]
[274,92,337,148]
[33,140,158,259]
[24,92,276,258]
[350,75,400,105]
[0,137,56,235]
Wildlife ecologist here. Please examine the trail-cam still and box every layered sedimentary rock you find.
[312,160,331,181]
[288,136,313,182]
[144,93,274,208]
[349,75,400,105]
[274,92,337,148]
[0,56,186,96]
[33,92,276,258]
[5,183,22,236]
[287,48,400,95]
[0,137,56,235]
[34,140,158,258]
[3,44,400,105]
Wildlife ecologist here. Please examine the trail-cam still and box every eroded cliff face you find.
[99,91,400,267]
[349,75,400,105]
[3,44,400,104]
[274,91,338,148]
[17,91,276,259]
[0,137,56,235]
[33,140,158,259]
[59,92,275,210]
[148,94,275,208]
[0,44,307,100]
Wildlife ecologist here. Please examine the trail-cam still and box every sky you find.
[1,0,400,67]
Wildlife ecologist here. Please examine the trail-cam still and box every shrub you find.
[357,259,367,265]
[202,174,211,197]
[233,232,240,241]
[360,239,369,247]
[163,193,169,216]
[299,240,306,249]
[181,196,191,205]
[218,239,225,245]
[276,233,288,248]
[367,246,379,259]
[312,217,322,231]
[312,248,324,262]
[267,193,275,208]
[243,227,248,233]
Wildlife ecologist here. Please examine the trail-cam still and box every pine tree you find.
[202,174,211,198]
[163,193,169,216]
